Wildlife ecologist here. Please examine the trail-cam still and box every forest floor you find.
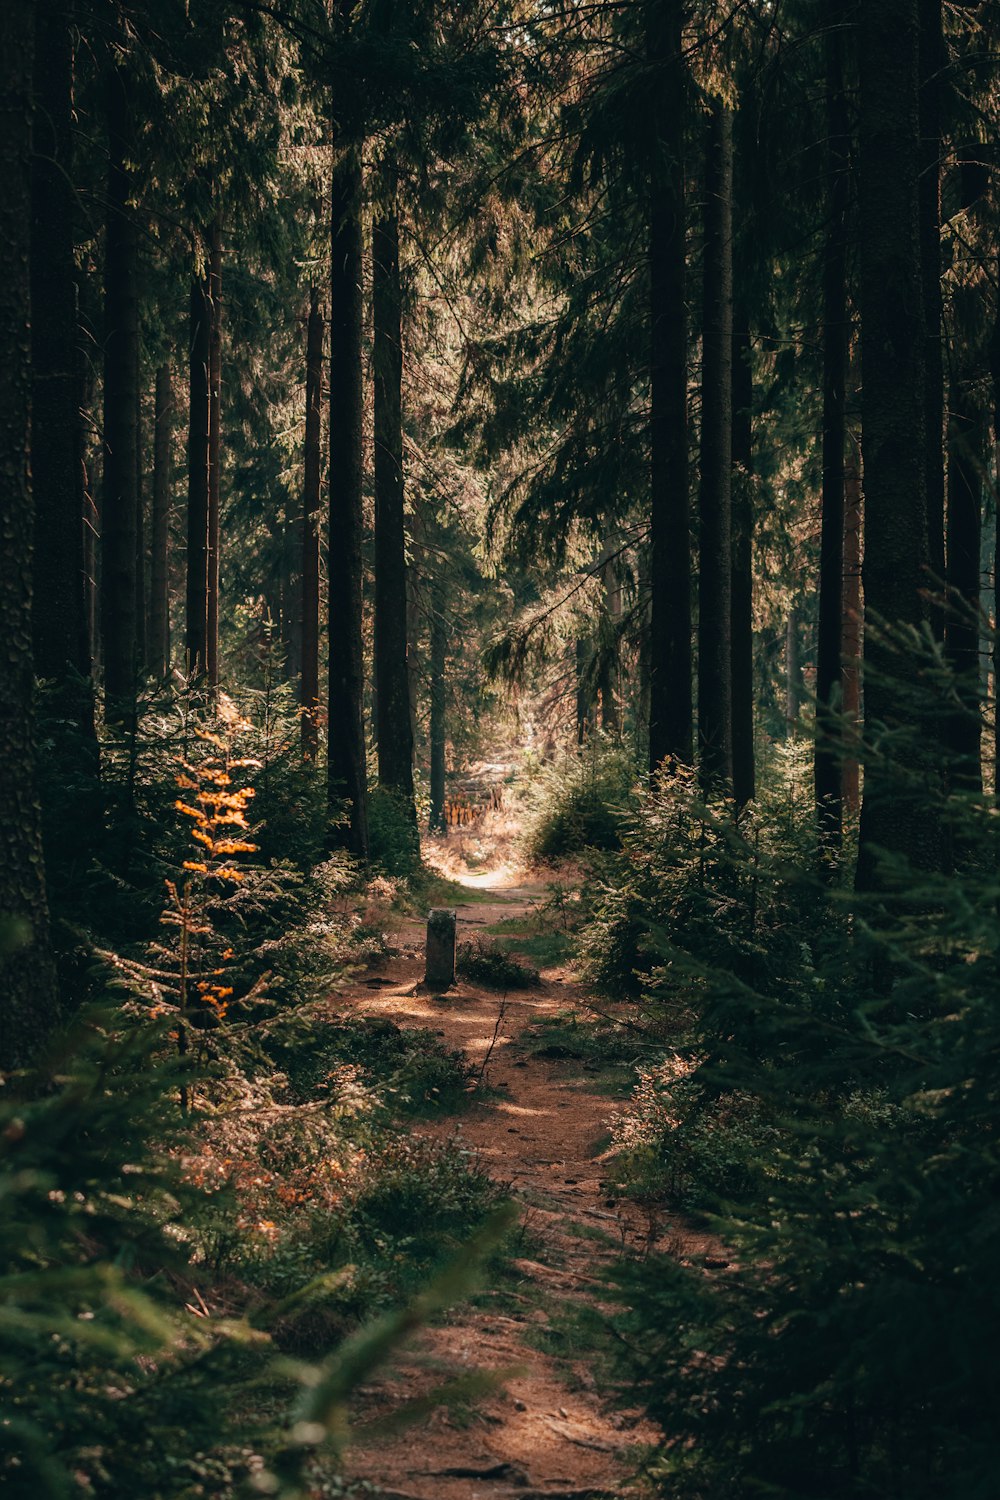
[329,853,714,1500]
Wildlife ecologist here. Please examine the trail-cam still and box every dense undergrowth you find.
[3,686,507,1497]
[530,724,1000,1498]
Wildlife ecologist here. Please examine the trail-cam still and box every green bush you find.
[526,737,639,860]
[456,935,540,989]
[367,786,421,876]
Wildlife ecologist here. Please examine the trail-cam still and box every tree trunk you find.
[599,553,621,734]
[101,54,139,721]
[429,576,447,832]
[30,0,91,720]
[0,0,59,1066]
[647,0,692,773]
[697,101,734,792]
[816,6,850,858]
[856,0,931,888]
[575,638,594,746]
[785,607,801,733]
[327,139,368,857]
[84,469,98,669]
[301,286,323,759]
[135,372,146,671]
[991,255,1000,805]
[207,214,222,687]
[373,193,416,815]
[919,0,946,632]
[944,373,984,789]
[186,274,211,679]
[150,363,173,678]
[731,317,754,808]
[841,454,863,812]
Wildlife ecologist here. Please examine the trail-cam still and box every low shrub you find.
[456,935,540,989]
[526,737,639,860]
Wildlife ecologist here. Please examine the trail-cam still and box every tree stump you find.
[425,907,457,990]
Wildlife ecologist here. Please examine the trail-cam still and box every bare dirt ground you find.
[329,862,684,1500]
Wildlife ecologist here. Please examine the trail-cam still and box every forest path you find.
[334,867,665,1500]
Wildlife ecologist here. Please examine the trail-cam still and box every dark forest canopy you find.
[3,0,1000,1494]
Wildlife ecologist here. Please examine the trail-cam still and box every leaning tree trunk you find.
[428,575,447,832]
[207,214,223,687]
[30,0,92,729]
[647,0,692,774]
[919,0,946,633]
[301,286,323,759]
[186,273,211,679]
[697,101,734,792]
[328,138,369,857]
[856,0,931,889]
[101,54,139,723]
[372,191,416,816]
[816,5,850,860]
[150,363,173,679]
[0,0,59,1067]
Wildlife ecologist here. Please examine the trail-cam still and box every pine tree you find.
[301,286,323,760]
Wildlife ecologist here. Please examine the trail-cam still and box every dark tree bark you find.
[697,101,734,792]
[186,274,211,679]
[856,0,931,888]
[599,553,621,734]
[816,7,851,858]
[207,214,222,687]
[428,576,447,832]
[919,0,946,631]
[731,317,754,809]
[327,140,368,857]
[0,0,59,1066]
[372,194,416,815]
[647,0,691,773]
[84,470,98,668]
[575,638,595,746]
[301,286,323,759]
[842,454,863,812]
[150,363,173,678]
[135,373,146,670]
[30,0,91,719]
[944,372,984,789]
[991,256,1000,805]
[101,55,139,721]
[785,608,802,733]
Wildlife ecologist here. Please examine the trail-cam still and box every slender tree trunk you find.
[599,553,621,734]
[816,7,850,858]
[429,576,447,832]
[991,255,1000,804]
[785,608,801,733]
[919,0,946,631]
[647,0,691,773]
[301,287,323,759]
[842,454,863,812]
[0,0,59,1066]
[697,101,734,792]
[857,0,931,888]
[327,139,368,857]
[944,371,984,789]
[135,373,146,671]
[575,638,593,746]
[84,469,98,668]
[373,192,416,815]
[30,0,91,724]
[731,317,754,808]
[207,214,222,687]
[101,55,139,721]
[186,274,211,679]
[150,363,172,678]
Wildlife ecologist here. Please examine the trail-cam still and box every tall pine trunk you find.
[856,0,930,887]
[429,577,447,832]
[135,373,146,671]
[919,0,946,629]
[30,0,92,725]
[301,287,323,758]
[150,363,172,678]
[207,214,222,687]
[944,368,984,789]
[599,553,621,734]
[372,193,416,815]
[647,0,691,773]
[731,316,754,808]
[841,455,863,812]
[697,101,734,791]
[816,7,850,858]
[186,273,211,679]
[328,140,368,857]
[101,55,139,721]
[0,0,59,1066]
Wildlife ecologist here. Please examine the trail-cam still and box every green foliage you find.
[526,738,639,860]
[456,935,540,989]
[366,786,421,876]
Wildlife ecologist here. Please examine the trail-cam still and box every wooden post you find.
[425,907,457,990]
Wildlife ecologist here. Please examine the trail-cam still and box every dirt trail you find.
[335,868,663,1500]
